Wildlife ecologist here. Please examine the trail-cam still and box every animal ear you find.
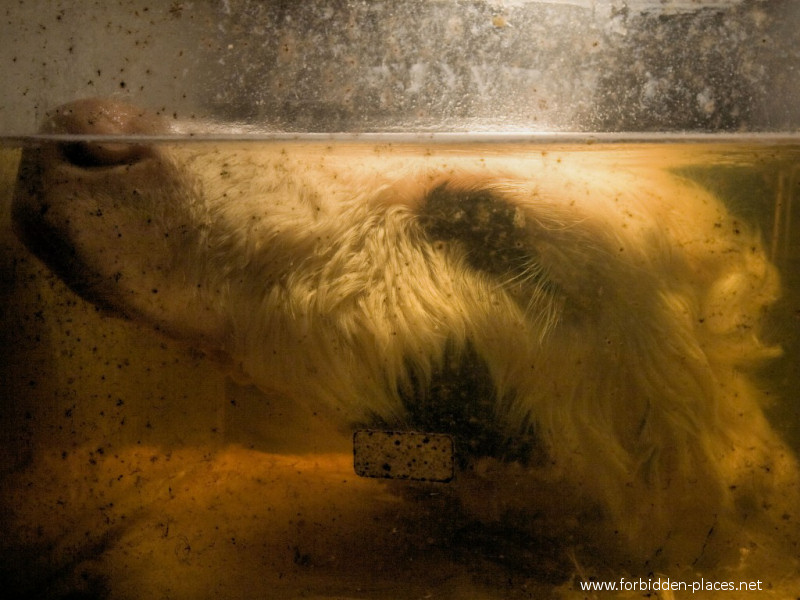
[699,238,781,366]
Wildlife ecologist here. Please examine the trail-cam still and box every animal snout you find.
[42,98,164,168]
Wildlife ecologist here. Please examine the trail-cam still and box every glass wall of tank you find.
[2,2,800,599]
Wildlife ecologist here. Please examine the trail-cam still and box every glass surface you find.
[2,137,800,598]
[1,0,800,136]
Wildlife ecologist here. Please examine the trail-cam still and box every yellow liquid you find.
[2,141,800,598]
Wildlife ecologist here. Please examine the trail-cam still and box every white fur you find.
[12,110,800,594]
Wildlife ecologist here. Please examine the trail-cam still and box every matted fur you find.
[10,99,800,595]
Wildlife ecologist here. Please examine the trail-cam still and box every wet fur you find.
[11,100,800,591]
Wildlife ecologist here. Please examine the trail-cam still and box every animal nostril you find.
[42,98,164,168]
[59,141,152,168]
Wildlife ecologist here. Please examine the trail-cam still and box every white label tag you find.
[353,430,454,483]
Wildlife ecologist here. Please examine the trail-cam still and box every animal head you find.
[13,98,796,569]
